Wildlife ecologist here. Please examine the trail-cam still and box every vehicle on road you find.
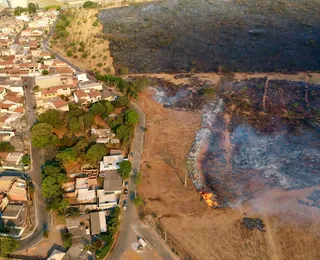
[124,181,129,187]
[138,237,147,248]
[131,152,134,156]
[124,188,128,194]
[123,200,127,210]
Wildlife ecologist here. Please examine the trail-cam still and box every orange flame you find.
[200,191,218,207]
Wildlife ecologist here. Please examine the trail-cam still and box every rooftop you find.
[90,211,107,235]
[103,171,123,192]
[1,203,23,219]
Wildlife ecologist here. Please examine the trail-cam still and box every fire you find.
[200,191,218,207]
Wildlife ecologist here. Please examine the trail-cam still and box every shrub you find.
[119,67,129,75]
[83,1,98,8]
[91,55,96,59]
[82,53,88,58]
[133,196,144,207]
[67,50,73,57]
[42,69,49,75]
[97,63,103,68]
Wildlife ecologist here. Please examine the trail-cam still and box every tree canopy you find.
[68,117,83,133]
[38,109,61,127]
[113,96,130,108]
[90,102,105,116]
[86,144,107,163]
[75,138,90,152]
[83,0,98,8]
[28,3,37,13]
[103,101,114,116]
[0,236,19,256]
[31,123,59,148]
[83,112,95,129]
[13,7,26,16]
[125,109,139,125]
[56,148,77,164]
[116,125,132,143]
[118,160,132,179]
[0,142,14,152]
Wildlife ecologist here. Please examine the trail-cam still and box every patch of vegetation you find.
[61,229,73,249]
[83,0,99,8]
[0,142,14,152]
[117,160,132,179]
[0,236,19,257]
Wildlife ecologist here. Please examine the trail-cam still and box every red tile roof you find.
[52,99,68,108]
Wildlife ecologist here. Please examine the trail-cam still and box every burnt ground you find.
[99,0,320,73]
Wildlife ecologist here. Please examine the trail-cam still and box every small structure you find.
[78,81,103,91]
[90,211,107,235]
[91,128,114,144]
[100,155,124,172]
[62,242,93,260]
[0,176,27,201]
[76,72,89,83]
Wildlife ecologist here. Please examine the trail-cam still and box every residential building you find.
[91,128,114,144]
[102,171,123,195]
[2,152,23,170]
[97,190,117,209]
[47,249,66,260]
[90,211,107,235]
[76,72,89,82]
[73,89,101,105]
[79,81,103,91]
[0,176,27,201]
[51,99,69,111]
[100,155,124,172]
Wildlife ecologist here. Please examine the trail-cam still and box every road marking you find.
[131,226,152,249]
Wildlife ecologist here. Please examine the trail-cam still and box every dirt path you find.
[264,218,282,260]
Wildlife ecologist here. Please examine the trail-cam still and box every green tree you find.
[61,230,73,249]
[116,125,132,143]
[33,85,40,92]
[31,123,59,148]
[113,96,129,108]
[86,144,107,163]
[90,102,105,116]
[68,117,83,133]
[118,160,132,179]
[28,3,37,13]
[0,236,19,256]
[56,148,77,164]
[103,101,114,116]
[42,69,49,75]
[42,175,66,199]
[42,164,66,183]
[38,109,61,127]
[21,155,30,166]
[0,142,14,152]
[83,0,97,8]
[13,7,25,16]
[75,138,90,152]
[125,109,139,125]
[67,50,73,57]
[83,112,95,129]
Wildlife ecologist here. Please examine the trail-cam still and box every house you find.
[73,89,101,104]
[91,128,114,143]
[100,155,124,172]
[47,249,66,260]
[39,51,52,59]
[76,72,89,83]
[90,211,107,235]
[0,79,24,94]
[35,74,65,89]
[62,242,93,260]
[102,171,123,194]
[65,214,90,240]
[97,190,117,209]
[79,81,103,91]
[0,176,27,201]
[51,99,69,112]
[1,203,27,238]
[77,189,96,203]
[3,152,23,170]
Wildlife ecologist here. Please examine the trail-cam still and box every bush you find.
[119,67,129,75]
[42,69,49,75]
[0,142,14,152]
[61,230,72,249]
[67,50,73,57]
[82,53,88,58]
[97,63,103,68]
[83,0,98,8]
[21,155,30,166]
[133,196,144,207]
[91,55,96,59]
[93,20,99,27]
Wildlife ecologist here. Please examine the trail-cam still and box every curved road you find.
[39,16,177,259]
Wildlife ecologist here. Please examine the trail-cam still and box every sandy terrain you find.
[136,86,320,260]
[51,8,115,74]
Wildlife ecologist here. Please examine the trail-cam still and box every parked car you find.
[124,188,128,194]
[124,181,129,187]
[123,200,127,210]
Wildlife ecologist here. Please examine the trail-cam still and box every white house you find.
[79,81,103,91]
[76,72,89,83]
[100,155,124,172]
[0,87,7,100]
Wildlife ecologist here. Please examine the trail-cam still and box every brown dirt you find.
[137,85,320,260]
[51,8,115,74]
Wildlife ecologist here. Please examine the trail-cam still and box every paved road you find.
[16,77,49,251]
[43,19,176,259]
[108,103,177,260]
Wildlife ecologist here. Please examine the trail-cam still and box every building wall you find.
[4,0,28,8]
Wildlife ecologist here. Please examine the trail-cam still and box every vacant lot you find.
[99,0,320,73]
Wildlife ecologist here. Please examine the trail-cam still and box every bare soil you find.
[137,75,320,260]
[51,8,115,74]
